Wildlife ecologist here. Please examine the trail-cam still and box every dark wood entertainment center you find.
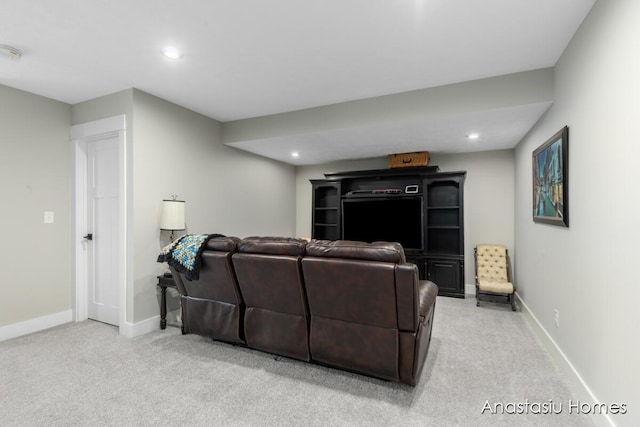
[310,166,466,298]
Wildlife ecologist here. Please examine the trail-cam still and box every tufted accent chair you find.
[474,244,516,311]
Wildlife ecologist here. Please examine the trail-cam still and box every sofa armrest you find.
[395,263,419,331]
[169,267,188,295]
[418,280,438,321]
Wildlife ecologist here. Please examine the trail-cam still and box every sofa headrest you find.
[306,240,406,264]
[205,236,240,252]
[238,236,307,256]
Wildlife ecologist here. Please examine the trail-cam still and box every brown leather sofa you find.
[170,236,438,386]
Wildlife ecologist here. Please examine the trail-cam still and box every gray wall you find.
[71,89,134,127]
[0,85,71,326]
[71,89,297,324]
[514,1,639,425]
[431,150,514,286]
[131,90,296,322]
[2,86,297,330]
[295,150,514,287]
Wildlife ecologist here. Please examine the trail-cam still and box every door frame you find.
[71,115,128,334]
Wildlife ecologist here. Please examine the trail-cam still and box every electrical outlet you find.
[44,211,54,224]
[554,309,560,328]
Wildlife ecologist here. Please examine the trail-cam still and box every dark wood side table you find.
[157,274,180,331]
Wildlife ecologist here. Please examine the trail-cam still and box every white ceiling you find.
[228,101,554,165]
[0,0,596,165]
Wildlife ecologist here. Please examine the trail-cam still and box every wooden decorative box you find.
[388,151,430,168]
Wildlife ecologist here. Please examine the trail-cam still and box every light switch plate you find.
[44,211,54,223]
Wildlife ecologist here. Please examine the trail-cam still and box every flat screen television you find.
[342,197,424,250]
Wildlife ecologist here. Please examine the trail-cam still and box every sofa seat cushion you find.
[478,279,514,294]
[306,239,406,264]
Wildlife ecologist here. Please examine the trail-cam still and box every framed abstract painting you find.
[532,126,569,227]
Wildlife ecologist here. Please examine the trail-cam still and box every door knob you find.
[83,233,93,241]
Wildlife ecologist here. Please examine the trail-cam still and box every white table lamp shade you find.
[160,199,186,231]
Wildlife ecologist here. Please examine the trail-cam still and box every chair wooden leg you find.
[511,293,516,311]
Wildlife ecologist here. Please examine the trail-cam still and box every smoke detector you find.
[0,45,22,61]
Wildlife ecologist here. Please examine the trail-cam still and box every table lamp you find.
[160,195,186,242]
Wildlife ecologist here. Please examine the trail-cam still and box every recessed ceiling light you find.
[291,152,300,158]
[161,47,183,60]
[0,44,22,61]
[467,133,479,140]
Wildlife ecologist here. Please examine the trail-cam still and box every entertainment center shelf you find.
[310,166,466,298]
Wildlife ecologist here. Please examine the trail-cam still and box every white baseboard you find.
[1,311,164,342]
[516,294,614,427]
[119,315,160,338]
[0,310,72,342]
[465,283,476,296]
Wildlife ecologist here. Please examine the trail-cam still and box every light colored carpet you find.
[0,297,594,426]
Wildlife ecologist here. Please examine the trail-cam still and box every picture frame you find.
[532,126,569,227]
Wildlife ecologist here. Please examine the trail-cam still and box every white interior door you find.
[86,137,120,326]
